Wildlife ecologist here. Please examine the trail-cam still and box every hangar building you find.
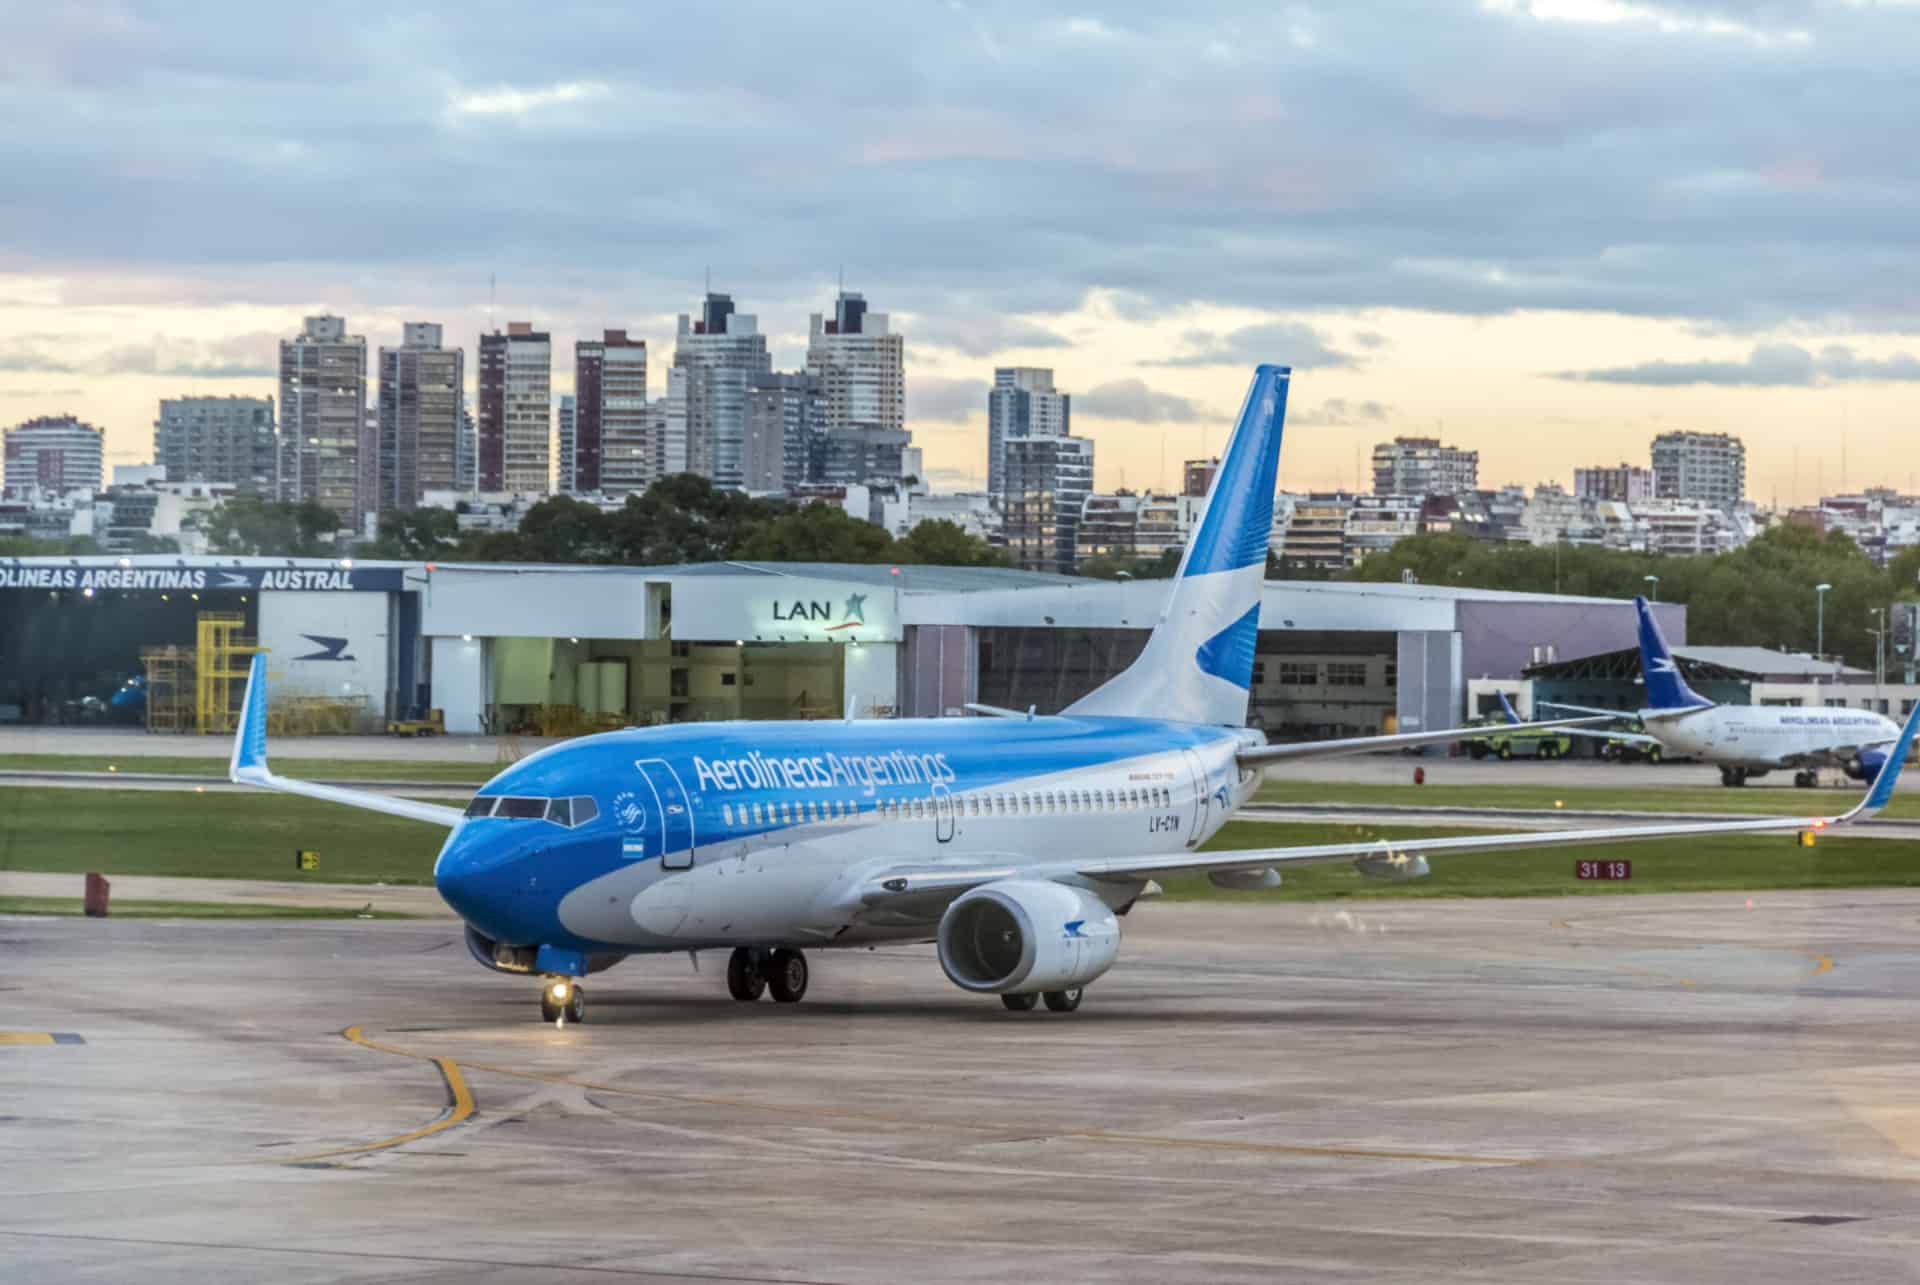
[0,555,1665,738]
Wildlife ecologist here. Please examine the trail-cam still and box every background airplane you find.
[227,365,1920,1024]
[1539,597,1907,788]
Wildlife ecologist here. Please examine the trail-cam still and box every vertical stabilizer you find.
[1066,365,1289,725]
[1635,595,1713,711]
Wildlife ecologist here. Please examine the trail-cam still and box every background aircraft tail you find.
[1635,595,1713,711]
[1065,364,1289,726]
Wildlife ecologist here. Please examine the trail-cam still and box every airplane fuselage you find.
[435,715,1266,958]
[1643,704,1900,772]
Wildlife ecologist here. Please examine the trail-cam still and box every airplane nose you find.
[434,828,528,934]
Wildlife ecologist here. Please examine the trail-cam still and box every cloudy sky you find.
[4,0,1919,503]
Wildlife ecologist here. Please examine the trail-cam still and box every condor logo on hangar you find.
[294,634,355,662]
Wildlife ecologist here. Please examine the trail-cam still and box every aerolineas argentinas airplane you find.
[226,366,1920,1025]
[1544,596,1908,789]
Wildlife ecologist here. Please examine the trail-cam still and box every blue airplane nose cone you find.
[434,827,534,941]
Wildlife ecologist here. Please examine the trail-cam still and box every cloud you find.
[911,315,1071,357]
[907,375,987,423]
[0,386,84,398]
[1559,343,1920,387]
[1147,321,1358,370]
[1077,378,1203,424]
[2,2,1920,338]
[447,80,610,118]
[1291,398,1392,426]
[0,340,78,373]
[95,333,278,379]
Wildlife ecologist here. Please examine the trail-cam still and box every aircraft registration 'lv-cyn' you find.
[227,365,1920,1024]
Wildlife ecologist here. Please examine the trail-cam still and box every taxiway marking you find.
[276,1026,474,1164]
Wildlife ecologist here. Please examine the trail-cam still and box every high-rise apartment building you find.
[747,372,828,490]
[1183,458,1219,498]
[1370,436,1478,497]
[1651,431,1746,510]
[1574,462,1655,504]
[987,367,1070,498]
[573,329,649,496]
[376,322,462,512]
[1001,434,1094,574]
[153,397,275,492]
[456,401,477,492]
[277,315,367,522]
[3,414,104,495]
[556,396,578,493]
[477,322,552,493]
[818,426,912,489]
[805,291,904,433]
[675,294,770,490]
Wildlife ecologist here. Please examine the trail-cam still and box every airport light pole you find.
[1816,582,1832,663]
[1870,606,1887,701]
[1643,573,1659,602]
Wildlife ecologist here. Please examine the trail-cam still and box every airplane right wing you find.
[1236,715,1611,768]
[857,699,1920,906]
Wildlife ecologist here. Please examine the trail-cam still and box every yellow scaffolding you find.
[141,645,194,733]
[194,612,261,735]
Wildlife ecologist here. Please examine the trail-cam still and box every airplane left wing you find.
[860,697,1920,904]
[228,654,466,828]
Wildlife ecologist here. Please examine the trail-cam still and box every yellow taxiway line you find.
[276,1026,473,1165]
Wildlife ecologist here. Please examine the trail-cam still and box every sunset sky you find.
[4,1,1917,506]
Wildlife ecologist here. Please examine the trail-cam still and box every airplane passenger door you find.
[636,758,697,870]
[931,782,956,844]
[1181,749,1210,849]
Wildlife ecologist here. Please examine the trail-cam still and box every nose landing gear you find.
[540,978,585,1026]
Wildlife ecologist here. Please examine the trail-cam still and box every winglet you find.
[1841,698,1920,821]
[229,652,270,782]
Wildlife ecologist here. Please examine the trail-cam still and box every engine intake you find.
[937,879,1120,995]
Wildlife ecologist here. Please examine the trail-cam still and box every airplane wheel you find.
[541,981,584,1025]
[727,948,767,1002]
[1042,988,1083,1013]
[1794,771,1814,789]
[1001,993,1039,1012]
[767,949,809,1003]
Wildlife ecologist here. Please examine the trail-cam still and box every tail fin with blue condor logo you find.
[1635,595,1713,712]
[1066,365,1289,725]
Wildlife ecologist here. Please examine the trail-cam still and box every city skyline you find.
[4,6,1920,504]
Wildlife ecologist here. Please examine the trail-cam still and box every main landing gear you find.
[1001,987,1084,1013]
[540,977,586,1026]
[1793,769,1819,789]
[1720,766,1749,788]
[728,947,809,1004]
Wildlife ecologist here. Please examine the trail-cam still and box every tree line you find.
[1350,526,1920,671]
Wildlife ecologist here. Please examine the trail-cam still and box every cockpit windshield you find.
[462,795,599,828]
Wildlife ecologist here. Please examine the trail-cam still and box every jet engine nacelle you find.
[937,879,1120,995]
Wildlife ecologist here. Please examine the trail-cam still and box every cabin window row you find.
[719,785,1175,828]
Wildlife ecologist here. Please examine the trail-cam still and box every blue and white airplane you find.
[1542,597,1908,789]
[228,366,1920,1024]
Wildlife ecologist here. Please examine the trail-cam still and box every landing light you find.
[550,982,569,999]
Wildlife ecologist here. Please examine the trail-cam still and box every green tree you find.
[605,474,780,565]
[1078,548,1181,580]
[202,497,341,556]
[734,502,895,563]
[893,519,1007,568]
[358,506,460,559]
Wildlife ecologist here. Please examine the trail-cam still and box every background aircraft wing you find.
[228,654,466,828]
[1237,715,1609,768]
[859,699,1919,905]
